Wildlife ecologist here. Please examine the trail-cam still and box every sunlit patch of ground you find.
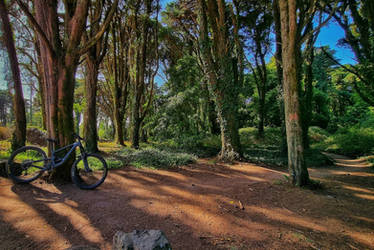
[0,154,373,249]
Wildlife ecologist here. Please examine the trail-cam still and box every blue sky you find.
[316,20,356,65]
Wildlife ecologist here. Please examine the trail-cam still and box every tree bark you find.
[279,0,309,186]
[31,0,88,181]
[83,57,99,152]
[273,0,287,156]
[0,0,26,151]
[198,0,241,161]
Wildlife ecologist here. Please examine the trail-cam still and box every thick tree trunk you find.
[279,0,309,186]
[54,63,77,181]
[33,0,88,181]
[198,0,241,161]
[215,57,241,161]
[273,0,287,156]
[83,57,99,152]
[113,109,124,146]
[0,0,26,151]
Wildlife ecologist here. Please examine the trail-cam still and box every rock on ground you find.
[112,230,172,250]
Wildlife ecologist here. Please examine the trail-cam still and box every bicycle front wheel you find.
[71,153,108,190]
[8,146,47,183]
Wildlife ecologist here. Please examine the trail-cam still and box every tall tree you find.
[279,0,334,186]
[83,1,112,152]
[17,0,118,180]
[129,0,159,149]
[326,0,374,106]
[198,0,243,161]
[0,0,26,151]
[102,8,131,146]
[240,0,273,137]
[279,0,308,186]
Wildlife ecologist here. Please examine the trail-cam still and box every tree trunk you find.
[33,0,88,181]
[279,0,309,186]
[113,108,124,146]
[83,57,99,152]
[301,33,314,150]
[198,0,241,161]
[55,63,78,181]
[273,0,287,156]
[258,89,265,137]
[35,41,47,130]
[0,0,26,151]
[215,57,241,161]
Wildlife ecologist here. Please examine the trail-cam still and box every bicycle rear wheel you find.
[8,146,47,183]
[71,153,108,190]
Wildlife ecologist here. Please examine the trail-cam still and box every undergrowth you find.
[113,147,197,169]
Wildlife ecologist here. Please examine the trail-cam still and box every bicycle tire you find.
[71,153,108,190]
[8,146,47,183]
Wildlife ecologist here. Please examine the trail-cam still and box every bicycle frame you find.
[45,140,86,170]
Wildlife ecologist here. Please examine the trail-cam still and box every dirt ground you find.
[0,154,374,250]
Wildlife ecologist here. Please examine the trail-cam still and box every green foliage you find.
[98,122,114,141]
[115,147,197,169]
[0,140,11,160]
[104,158,123,169]
[240,127,332,167]
[239,127,282,148]
[313,127,374,157]
[149,135,221,157]
[308,126,330,144]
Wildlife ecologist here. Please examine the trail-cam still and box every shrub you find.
[309,126,329,144]
[0,127,11,140]
[239,127,282,148]
[149,135,220,157]
[0,140,11,159]
[312,127,374,157]
[26,127,47,146]
[331,127,374,156]
[115,148,197,169]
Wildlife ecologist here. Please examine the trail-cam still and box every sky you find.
[1,1,356,90]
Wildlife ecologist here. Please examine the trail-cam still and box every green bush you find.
[115,147,197,169]
[243,146,332,168]
[308,126,330,144]
[239,127,282,148]
[313,127,374,157]
[332,127,374,156]
[149,135,220,157]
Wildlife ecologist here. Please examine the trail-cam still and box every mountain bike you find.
[7,133,108,190]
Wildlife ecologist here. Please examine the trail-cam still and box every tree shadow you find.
[2,158,374,249]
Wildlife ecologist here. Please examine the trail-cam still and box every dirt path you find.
[0,157,374,249]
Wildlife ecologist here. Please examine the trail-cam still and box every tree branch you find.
[16,0,55,57]
[78,0,119,55]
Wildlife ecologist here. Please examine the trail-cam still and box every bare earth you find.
[0,154,374,250]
